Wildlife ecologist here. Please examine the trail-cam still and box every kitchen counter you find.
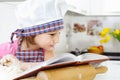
[94,60,120,80]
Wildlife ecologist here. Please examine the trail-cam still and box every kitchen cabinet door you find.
[66,0,90,15]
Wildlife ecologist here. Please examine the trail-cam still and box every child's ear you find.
[27,36,36,44]
[24,36,36,48]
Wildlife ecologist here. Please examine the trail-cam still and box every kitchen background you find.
[0,0,120,54]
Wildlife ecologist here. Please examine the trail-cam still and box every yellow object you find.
[100,27,120,44]
[88,46,104,54]
[114,29,120,34]
[100,28,110,37]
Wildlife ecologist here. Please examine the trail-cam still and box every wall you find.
[64,12,120,52]
[0,2,18,43]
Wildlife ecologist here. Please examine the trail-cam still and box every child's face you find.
[34,30,60,51]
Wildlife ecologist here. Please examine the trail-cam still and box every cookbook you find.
[14,53,109,80]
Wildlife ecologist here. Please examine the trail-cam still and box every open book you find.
[13,53,109,80]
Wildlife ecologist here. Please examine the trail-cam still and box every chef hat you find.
[11,0,67,42]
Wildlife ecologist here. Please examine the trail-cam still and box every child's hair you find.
[22,36,36,48]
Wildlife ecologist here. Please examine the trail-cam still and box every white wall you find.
[0,2,18,43]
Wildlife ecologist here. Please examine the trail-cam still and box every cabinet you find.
[102,0,120,13]
[88,0,103,15]
[89,0,120,15]
[67,0,120,15]
[66,0,90,15]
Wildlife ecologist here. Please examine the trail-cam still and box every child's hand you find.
[0,54,20,67]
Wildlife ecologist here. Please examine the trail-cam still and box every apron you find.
[15,39,44,62]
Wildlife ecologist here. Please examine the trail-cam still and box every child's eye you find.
[50,34,55,36]
[49,32,60,36]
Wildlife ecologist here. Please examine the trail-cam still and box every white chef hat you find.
[11,0,68,42]
[15,0,68,28]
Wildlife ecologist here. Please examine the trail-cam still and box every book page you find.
[14,53,76,79]
[46,53,76,65]
[24,53,76,73]
[14,62,46,79]
[73,55,83,61]
[77,53,109,62]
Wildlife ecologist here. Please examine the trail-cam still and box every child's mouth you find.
[50,45,54,48]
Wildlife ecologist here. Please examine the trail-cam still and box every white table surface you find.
[94,60,120,80]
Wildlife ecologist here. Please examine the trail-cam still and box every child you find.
[0,0,67,70]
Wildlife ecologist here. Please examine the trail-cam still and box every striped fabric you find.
[11,19,63,43]
[11,19,63,42]
[15,48,44,62]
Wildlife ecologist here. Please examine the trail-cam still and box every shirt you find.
[0,40,18,59]
[0,40,44,62]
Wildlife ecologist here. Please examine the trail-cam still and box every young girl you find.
[0,0,67,70]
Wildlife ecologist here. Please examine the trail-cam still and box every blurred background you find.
[0,0,120,54]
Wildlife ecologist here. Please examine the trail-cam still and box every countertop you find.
[94,60,120,80]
